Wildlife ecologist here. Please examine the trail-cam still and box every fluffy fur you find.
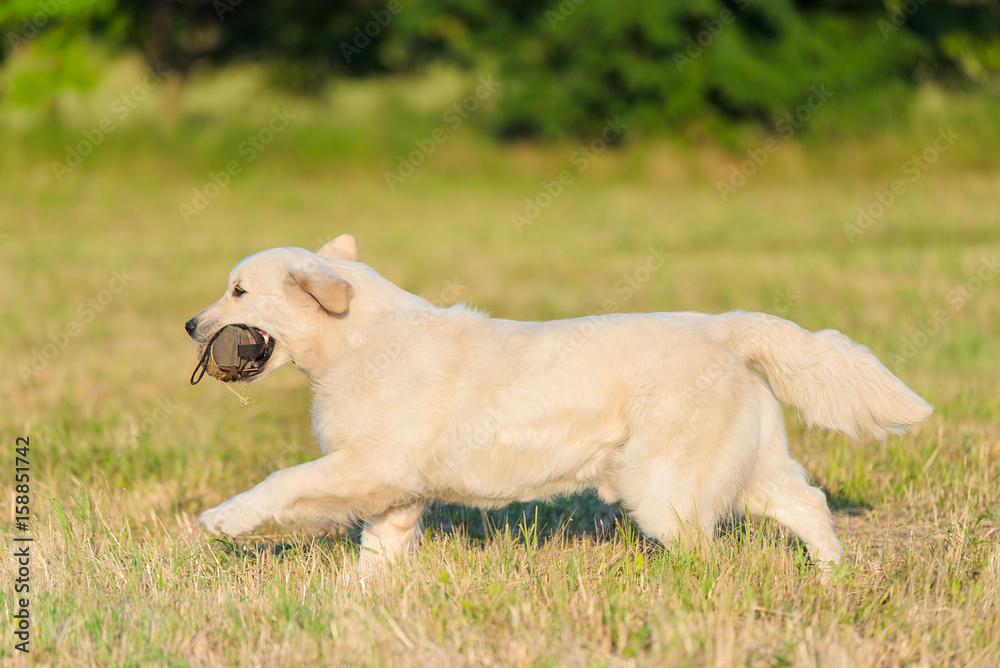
[185,235,932,574]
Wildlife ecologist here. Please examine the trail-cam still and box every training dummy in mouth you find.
[190,324,273,385]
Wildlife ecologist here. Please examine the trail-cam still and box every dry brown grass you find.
[2,68,999,664]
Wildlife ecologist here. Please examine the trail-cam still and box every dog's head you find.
[185,234,358,384]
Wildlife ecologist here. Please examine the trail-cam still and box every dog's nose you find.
[185,317,198,337]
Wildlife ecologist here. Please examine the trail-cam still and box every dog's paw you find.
[200,494,266,537]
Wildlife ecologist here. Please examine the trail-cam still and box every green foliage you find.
[2,32,99,105]
[392,0,1000,137]
[1,0,998,136]
[1,0,114,104]
[390,0,954,138]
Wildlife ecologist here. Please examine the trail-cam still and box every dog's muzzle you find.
[190,324,275,385]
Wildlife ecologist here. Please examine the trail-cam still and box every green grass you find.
[2,62,999,666]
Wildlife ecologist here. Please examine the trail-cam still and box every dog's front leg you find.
[200,485,275,538]
[199,450,386,538]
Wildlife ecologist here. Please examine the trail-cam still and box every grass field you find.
[2,64,1000,666]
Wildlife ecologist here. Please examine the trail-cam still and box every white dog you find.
[186,235,932,573]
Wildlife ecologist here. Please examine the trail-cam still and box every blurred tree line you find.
[2,0,999,138]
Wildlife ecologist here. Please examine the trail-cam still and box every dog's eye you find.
[232,285,247,298]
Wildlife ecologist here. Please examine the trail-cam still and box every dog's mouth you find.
[190,324,277,385]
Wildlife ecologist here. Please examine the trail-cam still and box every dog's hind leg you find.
[613,435,748,554]
[620,486,715,553]
[614,371,764,554]
[743,393,843,567]
[358,500,426,580]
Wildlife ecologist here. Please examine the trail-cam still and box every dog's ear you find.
[286,269,352,314]
[317,234,358,262]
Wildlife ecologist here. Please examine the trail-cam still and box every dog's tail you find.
[717,311,932,440]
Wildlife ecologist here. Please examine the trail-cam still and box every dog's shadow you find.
[426,480,873,565]
[213,483,871,563]
[430,479,871,541]
[427,492,627,546]
[823,487,872,515]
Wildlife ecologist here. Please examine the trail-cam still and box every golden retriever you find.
[185,235,932,574]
